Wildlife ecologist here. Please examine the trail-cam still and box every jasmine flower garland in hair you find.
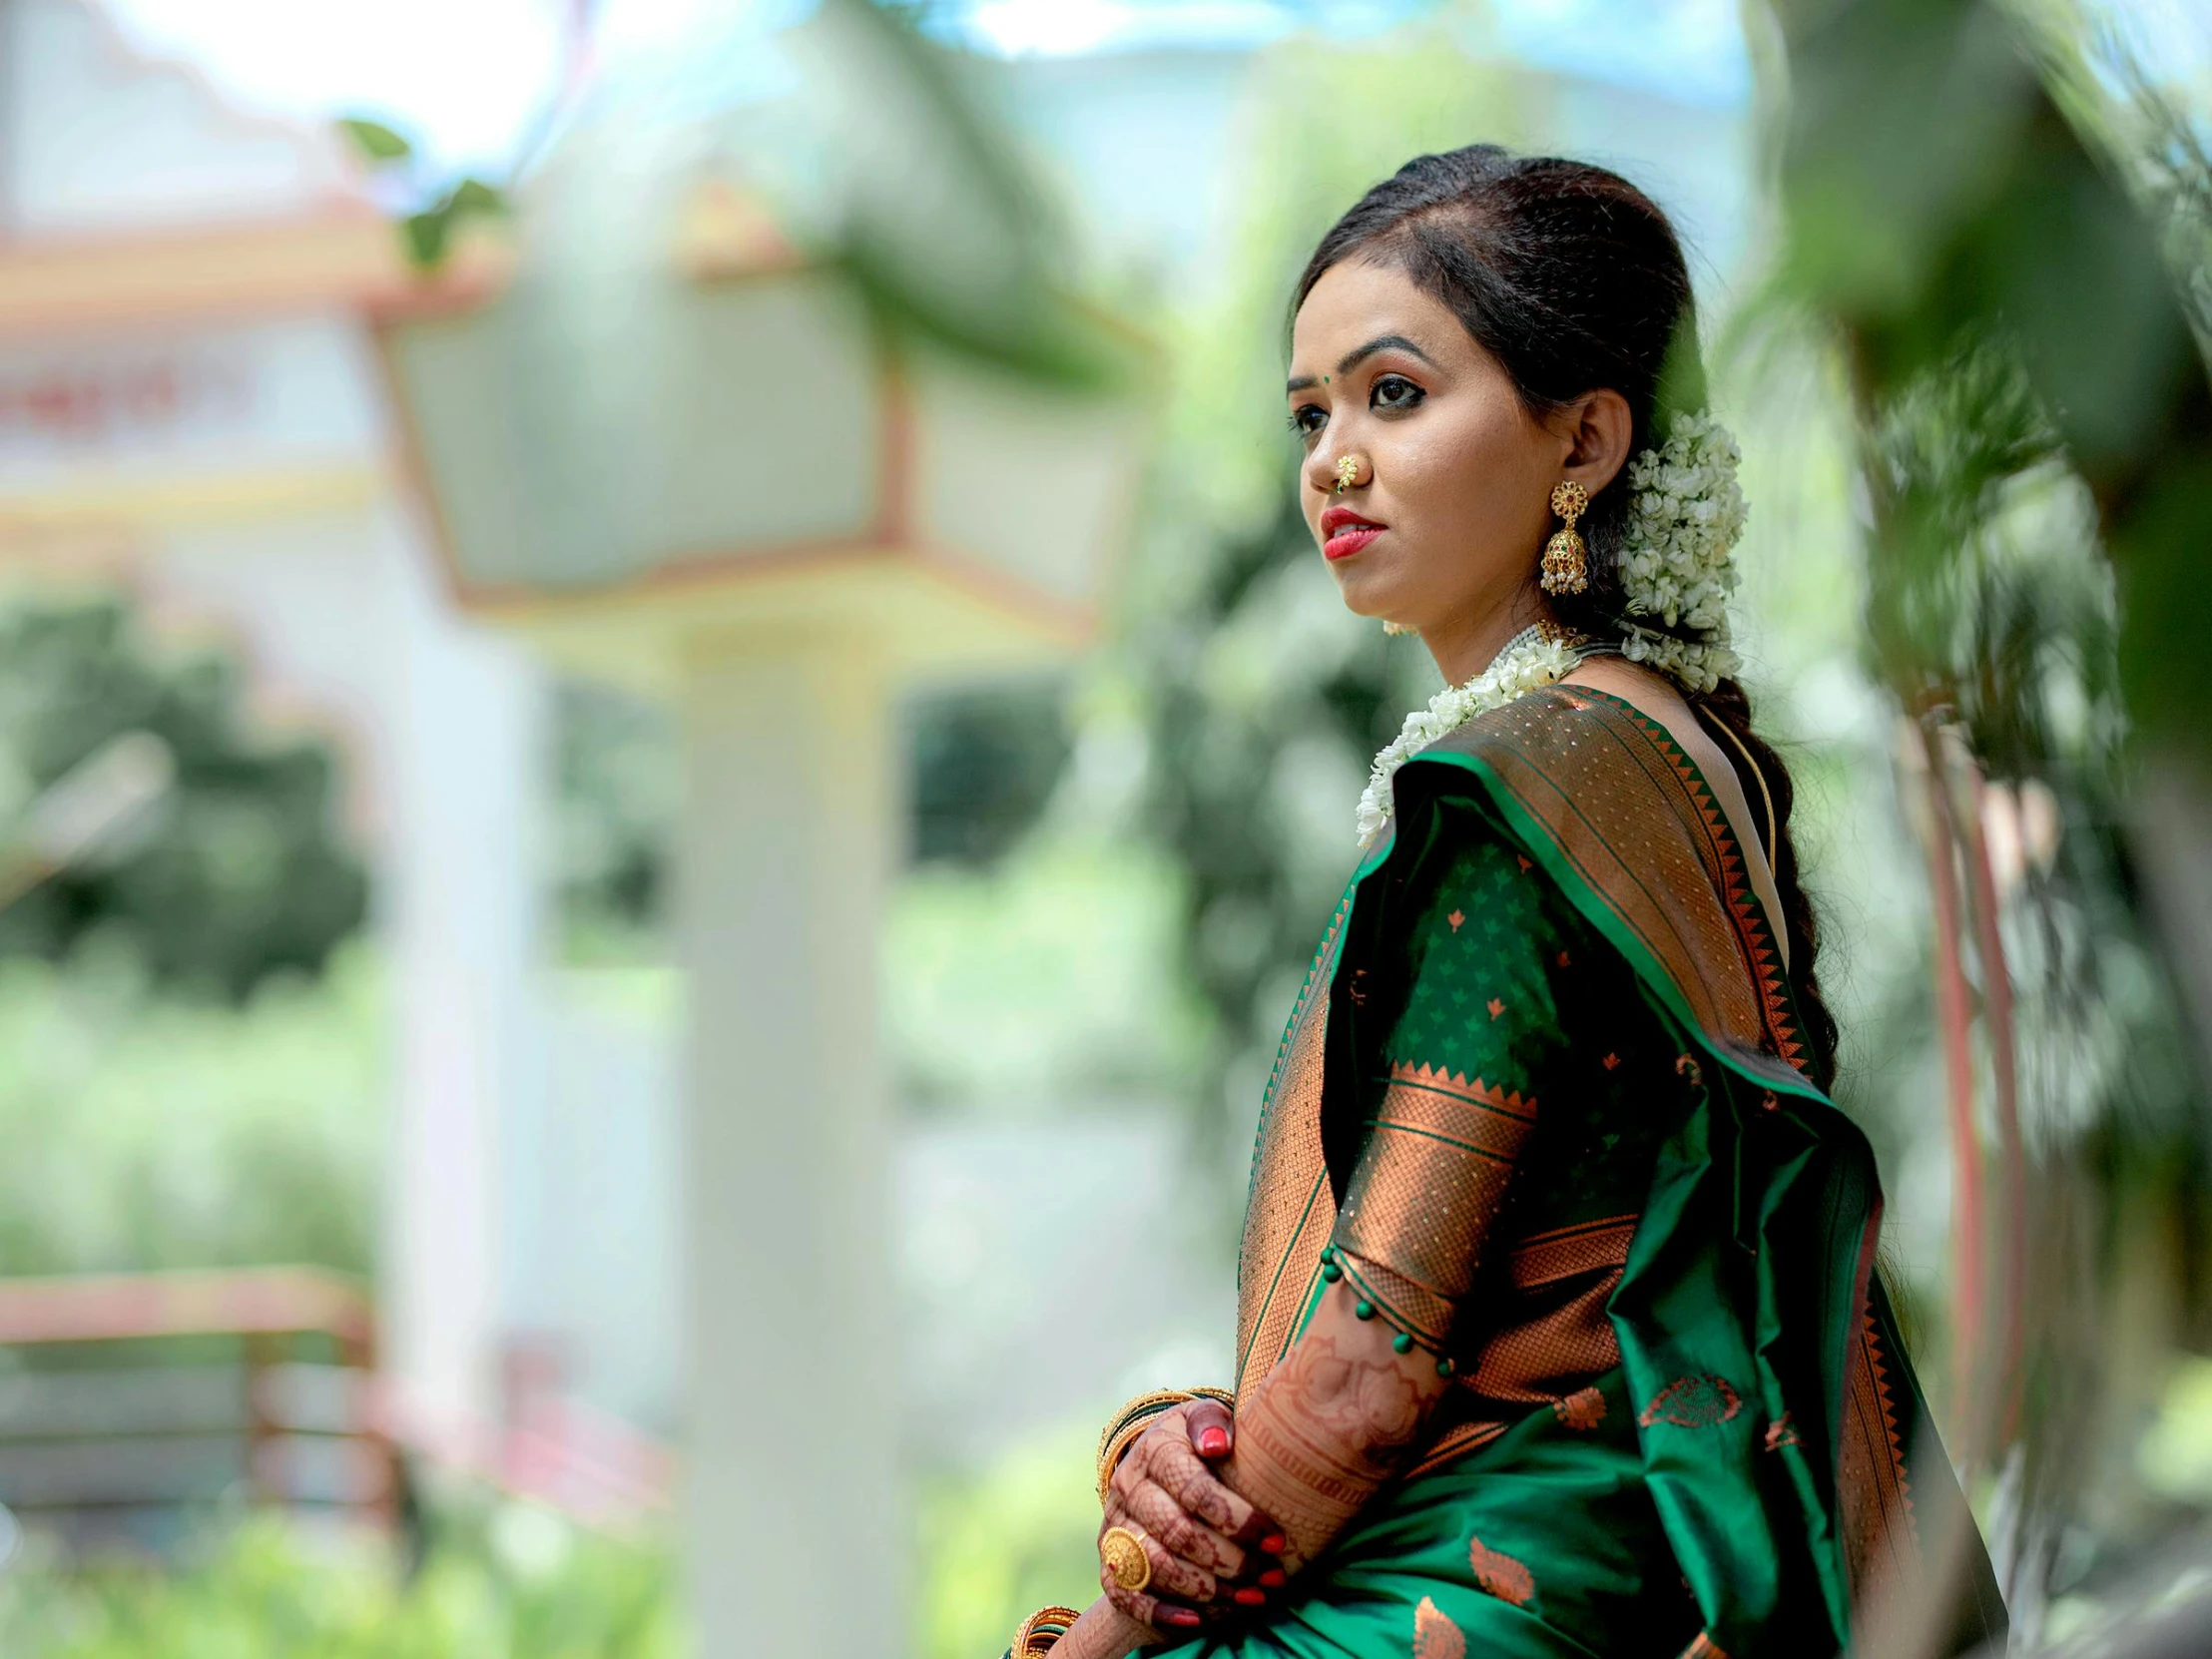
[1356,626,1580,848]
[1613,411,1746,694]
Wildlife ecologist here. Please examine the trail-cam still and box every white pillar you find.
[382,527,546,1457]
[677,631,901,1658]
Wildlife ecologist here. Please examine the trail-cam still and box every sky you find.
[98,0,1756,180]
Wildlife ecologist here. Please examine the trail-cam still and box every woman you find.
[1008,148,2005,1659]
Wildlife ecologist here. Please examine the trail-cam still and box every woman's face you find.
[1287,259,1605,662]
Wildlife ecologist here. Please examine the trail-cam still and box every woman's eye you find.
[1372,374,1424,411]
[1288,403,1328,438]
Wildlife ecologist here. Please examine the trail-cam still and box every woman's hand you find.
[1098,1398,1288,1633]
[1217,1273,1454,1572]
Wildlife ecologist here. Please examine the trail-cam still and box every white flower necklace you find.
[1355,624,1586,849]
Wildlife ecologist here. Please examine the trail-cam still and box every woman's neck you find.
[1422,587,1554,687]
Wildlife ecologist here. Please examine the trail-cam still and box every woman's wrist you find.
[1006,1603,1085,1657]
[1057,1597,1157,1659]
[1005,1597,1155,1659]
[1214,1284,1450,1567]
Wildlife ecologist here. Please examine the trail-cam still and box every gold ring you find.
[1099,1524,1152,1592]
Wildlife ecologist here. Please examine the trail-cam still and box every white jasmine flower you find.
[1356,627,1580,847]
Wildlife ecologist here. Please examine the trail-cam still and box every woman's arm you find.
[1224,828,1568,1569]
[1045,1282,1457,1658]
[1051,830,1568,1650]
[1216,1276,1455,1568]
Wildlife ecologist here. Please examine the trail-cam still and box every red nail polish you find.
[1260,1568,1286,1588]
[1260,1533,1286,1555]
[1159,1607,1201,1628]
[1234,1587,1267,1607]
[1197,1426,1230,1456]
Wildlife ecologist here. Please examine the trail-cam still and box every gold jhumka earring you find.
[1334,454,1362,493]
[1540,479,1590,595]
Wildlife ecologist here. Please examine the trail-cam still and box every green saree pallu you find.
[1156,689,2005,1659]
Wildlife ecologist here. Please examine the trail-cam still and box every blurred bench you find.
[0,1268,398,1553]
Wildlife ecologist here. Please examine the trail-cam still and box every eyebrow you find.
[1286,333,1440,395]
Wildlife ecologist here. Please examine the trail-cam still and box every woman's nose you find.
[1303,446,1341,496]
[1310,448,1368,496]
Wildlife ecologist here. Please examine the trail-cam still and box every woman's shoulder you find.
[1386,683,1808,1081]
[1403,677,1744,863]
[1397,682,1678,822]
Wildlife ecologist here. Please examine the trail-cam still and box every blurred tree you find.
[0,949,381,1278]
[0,1502,679,1657]
[0,598,367,1001]
[906,679,1071,867]
[549,674,1074,950]
[1125,18,1535,1180]
[550,681,676,945]
[1757,0,2212,1636]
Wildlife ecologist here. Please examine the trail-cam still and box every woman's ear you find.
[1557,388,1634,496]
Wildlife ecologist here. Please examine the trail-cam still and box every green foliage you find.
[1124,23,1537,1171]
[1759,0,2212,1627]
[337,112,508,272]
[551,672,1079,950]
[551,682,676,944]
[907,680,1071,867]
[0,1503,680,1659]
[0,945,381,1278]
[0,599,367,1003]
[811,0,1135,389]
[338,119,413,164]
[403,184,508,271]
[886,838,1203,1110]
[912,1416,1100,1659]
[1767,0,2212,755]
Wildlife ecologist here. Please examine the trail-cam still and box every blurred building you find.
[0,0,1751,1651]
[0,0,546,1453]
[0,1,1148,1649]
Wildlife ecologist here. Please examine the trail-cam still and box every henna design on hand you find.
[1106,1486,1223,1601]
[1218,1281,1452,1570]
[1120,1417,1273,1574]
[1054,1595,1177,1658]
[1106,1449,1241,1579]
[1097,1398,1300,1632]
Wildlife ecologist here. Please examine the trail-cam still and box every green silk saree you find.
[1158,688,2004,1659]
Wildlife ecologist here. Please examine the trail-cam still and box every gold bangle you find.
[1093,1389,1196,1465]
[1096,1417,1152,1506]
[1011,1604,1083,1655]
[1096,1387,1238,1504]
[1094,1389,1191,1505]
[1093,1386,1239,1506]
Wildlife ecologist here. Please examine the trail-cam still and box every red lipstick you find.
[1321,505,1385,561]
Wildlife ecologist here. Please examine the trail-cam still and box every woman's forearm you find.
[1217,1273,1452,1569]
[1054,1596,1153,1658]
[1050,1278,1445,1655]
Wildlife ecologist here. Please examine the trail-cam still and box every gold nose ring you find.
[1334,454,1360,493]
